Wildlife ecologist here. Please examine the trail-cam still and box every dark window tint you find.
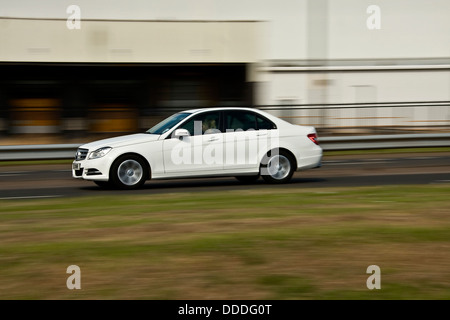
[256,115,276,130]
[225,110,276,131]
[225,111,256,131]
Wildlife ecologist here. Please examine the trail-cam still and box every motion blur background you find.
[1,1,450,301]
[0,0,449,146]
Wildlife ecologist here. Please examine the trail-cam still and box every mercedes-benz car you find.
[72,107,322,189]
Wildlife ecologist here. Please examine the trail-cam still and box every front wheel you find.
[110,155,149,190]
[261,150,295,184]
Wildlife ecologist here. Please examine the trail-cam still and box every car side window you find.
[225,111,256,131]
[179,111,220,136]
[256,115,276,130]
[225,111,276,131]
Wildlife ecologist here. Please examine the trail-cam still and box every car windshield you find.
[146,112,192,135]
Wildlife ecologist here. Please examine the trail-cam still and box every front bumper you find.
[72,158,111,181]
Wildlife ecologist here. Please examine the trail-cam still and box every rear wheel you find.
[261,150,295,184]
[110,155,148,190]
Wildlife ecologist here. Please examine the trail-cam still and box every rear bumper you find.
[297,149,322,171]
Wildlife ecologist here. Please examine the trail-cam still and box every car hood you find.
[80,133,160,150]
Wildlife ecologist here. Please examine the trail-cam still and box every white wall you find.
[262,69,450,105]
[259,68,450,129]
[2,0,448,61]
[328,0,450,60]
[0,18,263,63]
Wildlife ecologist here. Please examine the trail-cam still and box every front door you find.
[163,111,223,175]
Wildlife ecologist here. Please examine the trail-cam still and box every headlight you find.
[88,147,112,160]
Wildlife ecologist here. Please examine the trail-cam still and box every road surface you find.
[1,152,449,199]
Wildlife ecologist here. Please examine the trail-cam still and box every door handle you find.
[208,136,219,142]
[257,131,268,136]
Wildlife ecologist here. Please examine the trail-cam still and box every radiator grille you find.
[75,148,89,161]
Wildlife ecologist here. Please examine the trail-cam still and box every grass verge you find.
[0,184,449,299]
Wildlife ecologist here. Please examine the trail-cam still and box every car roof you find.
[184,107,266,114]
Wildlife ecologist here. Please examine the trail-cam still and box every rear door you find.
[222,110,278,171]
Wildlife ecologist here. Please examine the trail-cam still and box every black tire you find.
[110,154,149,190]
[94,181,113,189]
[260,150,295,184]
[235,174,260,184]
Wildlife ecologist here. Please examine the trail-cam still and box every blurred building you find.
[0,0,449,142]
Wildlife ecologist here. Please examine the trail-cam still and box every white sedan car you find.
[72,107,322,189]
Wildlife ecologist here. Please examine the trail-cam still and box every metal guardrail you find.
[320,133,450,151]
[0,144,82,161]
[1,133,449,161]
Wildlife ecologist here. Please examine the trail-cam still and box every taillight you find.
[307,133,319,145]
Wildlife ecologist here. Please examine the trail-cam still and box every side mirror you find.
[173,128,190,139]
